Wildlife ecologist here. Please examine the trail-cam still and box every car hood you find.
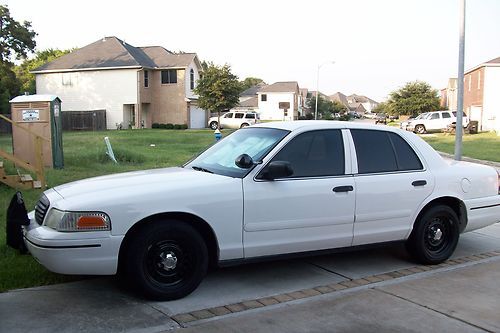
[53,167,223,200]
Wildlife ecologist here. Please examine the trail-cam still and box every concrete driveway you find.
[1,223,499,333]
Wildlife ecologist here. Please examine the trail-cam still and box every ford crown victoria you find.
[17,121,500,300]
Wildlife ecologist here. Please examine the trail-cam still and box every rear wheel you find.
[123,222,208,300]
[240,123,249,128]
[415,124,426,134]
[406,205,459,264]
[209,121,218,130]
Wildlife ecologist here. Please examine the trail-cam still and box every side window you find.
[430,113,439,120]
[224,113,233,118]
[235,113,244,119]
[245,113,256,119]
[442,112,451,118]
[351,130,397,173]
[351,129,423,174]
[266,130,345,178]
[388,133,423,171]
[190,68,195,90]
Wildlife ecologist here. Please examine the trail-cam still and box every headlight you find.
[44,208,111,232]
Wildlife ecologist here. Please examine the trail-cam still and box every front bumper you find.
[23,211,124,275]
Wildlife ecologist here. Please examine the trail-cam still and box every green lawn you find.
[0,129,220,292]
[421,132,500,162]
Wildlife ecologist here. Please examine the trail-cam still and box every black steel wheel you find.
[123,222,208,300]
[209,121,218,130]
[406,205,459,264]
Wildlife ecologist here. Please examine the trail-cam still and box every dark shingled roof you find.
[329,92,349,107]
[238,96,258,107]
[240,84,266,97]
[33,36,197,72]
[260,81,299,93]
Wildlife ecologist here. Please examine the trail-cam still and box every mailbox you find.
[9,95,64,169]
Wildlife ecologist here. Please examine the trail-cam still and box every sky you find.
[4,0,500,102]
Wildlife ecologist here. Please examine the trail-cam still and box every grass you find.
[0,128,221,292]
[421,131,500,162]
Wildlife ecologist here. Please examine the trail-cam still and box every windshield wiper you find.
[191,166,214,174]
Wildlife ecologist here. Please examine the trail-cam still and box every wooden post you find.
[34,136,46,188]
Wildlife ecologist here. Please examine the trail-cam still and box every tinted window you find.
[388,133,423,171]
[351,130,397,173]
[224,113,233,118]
[351,130,423,173]
[245,113,256,119]
[235,113,244,119]
[442,112,451,118]
[267,130,344,178]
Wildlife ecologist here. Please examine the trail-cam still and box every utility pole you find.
[454,0,466,160]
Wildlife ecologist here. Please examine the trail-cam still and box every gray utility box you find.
[10,94,64,169]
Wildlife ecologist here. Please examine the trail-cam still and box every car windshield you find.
[185,127,289,178]
[414,113,428,120]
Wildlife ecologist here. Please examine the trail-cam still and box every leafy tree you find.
[386,81,440,117]
[372,101,389,115]
[194,62,241,128]
[240,77,266,91]
[0,5,36,113]
[306,95,347,119]
[15,48,72,94]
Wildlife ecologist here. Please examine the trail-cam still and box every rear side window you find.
[245,113,256,119]
[351,130,423,174]
[235,113,244,119]
[442,112,451,118]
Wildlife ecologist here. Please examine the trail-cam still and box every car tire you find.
[123,221,208,300]
[209,121,218,130]
[406,205,459,265]
[415,124,426,134]
[240,123,249,128]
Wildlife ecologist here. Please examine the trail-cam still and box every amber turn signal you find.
[77,216,107,229]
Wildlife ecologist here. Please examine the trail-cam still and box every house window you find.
[144,70,149,88]
[161,69,177,84]
[190,68,195,90]
[261,94,267,101]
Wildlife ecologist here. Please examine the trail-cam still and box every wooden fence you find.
[62,110,106,131]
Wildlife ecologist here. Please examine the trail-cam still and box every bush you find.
[152,123,160,129]
[173,124,182,130]
[166,123,174,129]
[180,124,188,130]
[159,123,167,129]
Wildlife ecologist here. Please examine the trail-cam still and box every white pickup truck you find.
[407,111,469,134]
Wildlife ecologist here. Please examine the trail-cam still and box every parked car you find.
[407,111,468,134]
[400,113,428,131]
[14,121,500,300]
[375,113,387,124]
[208,111,259,130]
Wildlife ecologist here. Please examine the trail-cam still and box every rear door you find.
[349,129,434,245]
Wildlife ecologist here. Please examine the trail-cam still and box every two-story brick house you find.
[32,37,205,129]
[463,57,500,133]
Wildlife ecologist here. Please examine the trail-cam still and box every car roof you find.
[252,120,401,133]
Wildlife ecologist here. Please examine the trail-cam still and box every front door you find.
[243,129,355,258]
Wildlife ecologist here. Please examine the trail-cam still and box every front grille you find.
[35,195,50,225]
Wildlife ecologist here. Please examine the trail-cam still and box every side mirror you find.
[235,154,254,169]
[260,161,293,180]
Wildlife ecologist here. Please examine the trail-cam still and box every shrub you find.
[152,123,160,129]
[159,123,167,129]
[180,124,188,130]
[173,124,182,130]
[166,123,174,129]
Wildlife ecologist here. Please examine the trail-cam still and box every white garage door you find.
[190,106,206,129]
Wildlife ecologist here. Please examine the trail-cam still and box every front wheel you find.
[123,222,208,300]
[209,121,218,130]
[415,124,426,134]
[240,123,249,128]
[406,205,459,265]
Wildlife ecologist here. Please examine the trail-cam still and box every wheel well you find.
[413,196,467,234]
[118,212,219,273]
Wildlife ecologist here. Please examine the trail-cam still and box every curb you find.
[438,151,500,169]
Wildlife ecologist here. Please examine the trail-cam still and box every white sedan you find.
[18,121,500,300]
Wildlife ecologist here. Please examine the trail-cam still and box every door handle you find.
[412,180,427,187]
[333,185,354,192]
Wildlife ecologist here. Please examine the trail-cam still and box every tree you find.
[15,48,72,94]
[386,81,440,117]
[306,95,347,119]
[0,5,36,113]
[194,62,241,128]
[240,77,266,91]
[372,101,389,115]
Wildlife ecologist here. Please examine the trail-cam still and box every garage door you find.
[190,106,206,129]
